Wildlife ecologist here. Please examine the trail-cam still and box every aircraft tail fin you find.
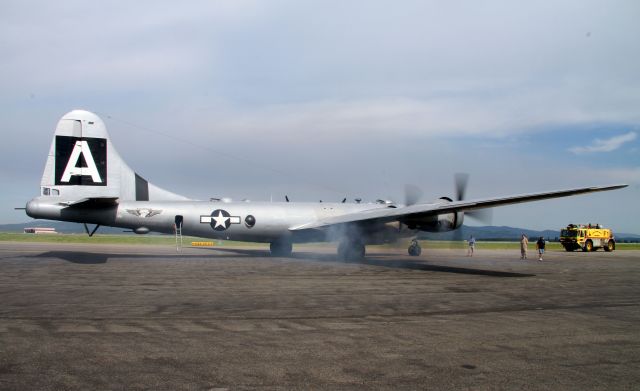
[39,110,189,203]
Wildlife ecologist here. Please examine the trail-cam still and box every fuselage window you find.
[42,187,61,196]
[42,187,60,196]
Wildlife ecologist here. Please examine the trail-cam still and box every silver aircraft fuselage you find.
[26,198,410,244]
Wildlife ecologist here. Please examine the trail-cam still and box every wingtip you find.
[590,184,627,190]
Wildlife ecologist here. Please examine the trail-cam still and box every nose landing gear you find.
[408,239,422,256]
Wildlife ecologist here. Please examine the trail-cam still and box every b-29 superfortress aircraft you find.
[25,110,627,259]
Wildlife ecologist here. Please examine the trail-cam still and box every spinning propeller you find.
[402,174,493,246]
[402,173,492,224]
[452,173,492,245]
[454,173,492,224]
[404,184,423,207]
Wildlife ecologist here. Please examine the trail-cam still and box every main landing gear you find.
[270,240,292,257]
[337,238,423,260]
[337,239,365,261]
[408,239,422,256]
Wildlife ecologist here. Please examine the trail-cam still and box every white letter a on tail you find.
[61,140,102,183]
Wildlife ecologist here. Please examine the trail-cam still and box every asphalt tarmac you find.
[1,241,639,390]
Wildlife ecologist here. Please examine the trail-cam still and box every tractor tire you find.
[604,240,615,252]
[584,240,593,252]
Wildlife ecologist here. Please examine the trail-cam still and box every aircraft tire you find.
[408,244,421,256]
[270,241,292,257]
[337,241,347,259]
[337,240,365,261]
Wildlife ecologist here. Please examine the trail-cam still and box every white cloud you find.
[569,132,637,154]
[3,1,639,139]
[186,92,640,143]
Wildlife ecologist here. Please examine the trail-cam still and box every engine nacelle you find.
[404,197,464,232]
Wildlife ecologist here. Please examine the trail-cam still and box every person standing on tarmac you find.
[520,234,529,259]
[467,235,476,257]
[536,236,546,262]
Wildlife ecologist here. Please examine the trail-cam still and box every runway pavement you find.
[1,241,639,390]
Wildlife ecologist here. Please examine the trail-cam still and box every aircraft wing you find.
[289,184,627,231]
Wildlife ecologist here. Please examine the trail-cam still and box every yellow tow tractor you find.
[560,223,616,252]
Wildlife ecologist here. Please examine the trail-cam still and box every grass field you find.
[0,233,264,247]
[1,232,639,251]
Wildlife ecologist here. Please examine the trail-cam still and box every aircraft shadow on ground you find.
[33,250,259,264]
[33,248,534,277]
[35,251,110,264]
[212,248,536,278]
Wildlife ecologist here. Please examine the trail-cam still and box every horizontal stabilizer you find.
[58,197,119,208]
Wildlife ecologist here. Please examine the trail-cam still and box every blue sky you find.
[1,0,639,233]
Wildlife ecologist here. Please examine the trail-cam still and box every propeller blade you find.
[467,208,493,225]
[451,224,465,251]
[404,184,423,206]
[454,173,469,201]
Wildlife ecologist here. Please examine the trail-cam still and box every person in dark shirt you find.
[536,237,546,262]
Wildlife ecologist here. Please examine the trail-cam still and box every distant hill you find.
[2,221,638,242]
[419,226,558,241]
[417,225,640,242]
